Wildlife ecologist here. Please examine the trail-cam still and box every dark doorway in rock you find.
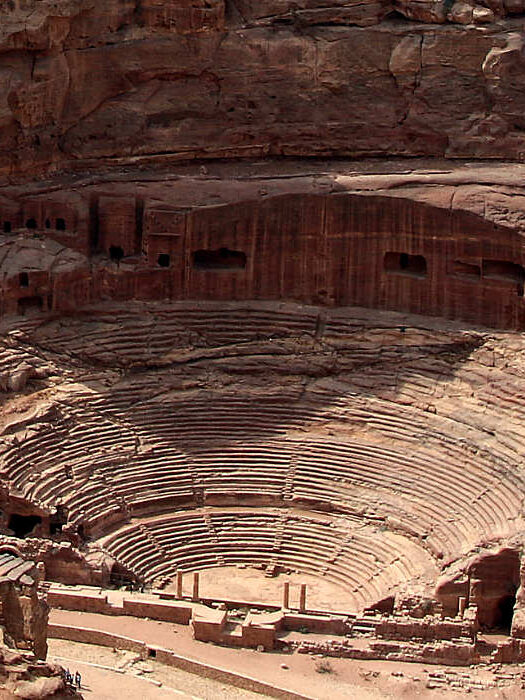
[50,505,68,536]
[384,252,427,278]
[26,218,37,229]
[109,562,136,589]
[3,221,11,233]
[158,253,170,267]
[45,219,51,229]
[469,548,521,631]
[56,218,66,231]
[18,296,43,315]
[109,245,124,262]
[193,247,247,270]
[8,514,42,538]
[19,272,29,288]
[496,591,517,633]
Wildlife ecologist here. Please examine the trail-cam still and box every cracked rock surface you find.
[1,1,525,178]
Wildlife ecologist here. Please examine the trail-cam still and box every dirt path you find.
[49,639,267,699]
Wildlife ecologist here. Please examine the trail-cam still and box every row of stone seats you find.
[2,384,522,557]
[291,437,523,557]
[121,394,325,441]
[27,302,321,366]
[24,300,458,362]
[99,509,437,611]
[101,456,195,516]
[184,444,294,496]
[310,375,524,480]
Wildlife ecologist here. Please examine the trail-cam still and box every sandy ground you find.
[49,610,525,699]
[165,566,354,612]
[49,653,188,699]
[49,639,263,700]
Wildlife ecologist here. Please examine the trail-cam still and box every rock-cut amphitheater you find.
[3,0,525,698]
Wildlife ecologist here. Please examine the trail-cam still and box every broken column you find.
[176,570,183,598]
[282,581,290,610]
[299,583,307,612]
[192,572,199,601]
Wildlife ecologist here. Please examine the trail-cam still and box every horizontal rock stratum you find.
[1,1,525,177]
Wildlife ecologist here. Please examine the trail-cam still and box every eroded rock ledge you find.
[1,1,525,176]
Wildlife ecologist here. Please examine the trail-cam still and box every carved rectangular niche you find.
[482,260,525,283]
[450,260,481,280]
[192,248,247,270]
[384,252,427,279]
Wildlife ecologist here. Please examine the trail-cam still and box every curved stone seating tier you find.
[26,301,321,366]
[1,387,524,556]
[1,301,525,587]
[291,438,523,556]
[98,508,438,612]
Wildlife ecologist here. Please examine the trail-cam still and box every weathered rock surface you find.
[2,0,525,682]
[0,646,79,698]
[3,160,525,330]
[0,546,78,698]
[1,1,525,176]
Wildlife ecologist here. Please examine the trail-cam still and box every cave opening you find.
[470,548,521,632]
[109,562,137,590]
[158,253,171,267]
[19,272,29,288]
[496,592,517,633]
[56,218,66,231]
[109,245,124,262]
[8,514,42,538]
[3,221,11,233]
[25,218,37,230]
[193,247,247,270]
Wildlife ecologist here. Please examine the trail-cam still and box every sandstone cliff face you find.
[0,551,49,660]
[3,162,525,329]
[0,1,525,178]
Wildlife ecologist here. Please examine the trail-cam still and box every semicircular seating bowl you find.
[2,386,523,559]
[1,301,525,610]
[98,508,439,611]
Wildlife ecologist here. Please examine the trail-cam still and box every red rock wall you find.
[177,193,525,329]
[98,196,140,258]
[1,3,525,176]
[5,190,525,329]
[139,0,225,33]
